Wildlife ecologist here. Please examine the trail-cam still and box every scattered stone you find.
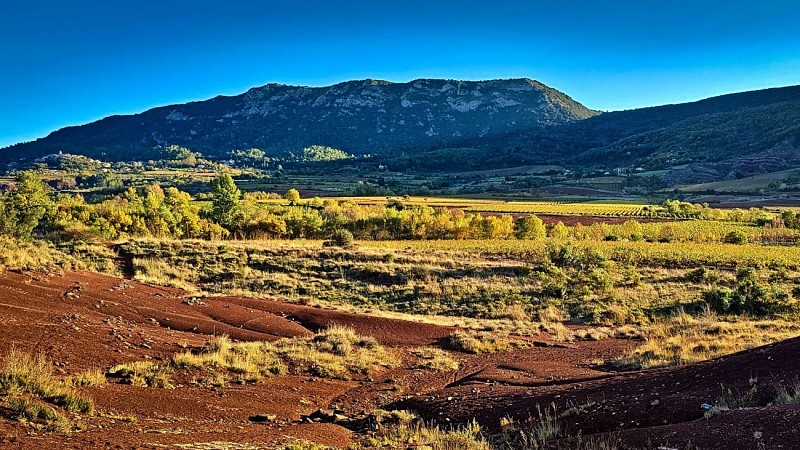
[182,297,206,306]
[249,414,277,423]
[299,408,345,423]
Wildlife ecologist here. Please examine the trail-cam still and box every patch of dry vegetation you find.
[447,330,529,354]
[494,404,620,450]
[185,326,395,380]
[113,326,399,387]
[366,410,491,450]
[132,257,199,291]
[612,310,800,370]
[107,361,174,388]
[410,348,460,372]
[0,349,94,433]
[0,236,78,273]
[64,368,106,387]
[282,441,333,450]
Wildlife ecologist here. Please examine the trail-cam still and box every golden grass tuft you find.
[447,330,528,354]
[411,347,460,372]
[107,361,173,388]
[64,368,106,387]
[0,236,78,274]
[172,336,286,383]
[366,410,490,450]
[0,349,94,433]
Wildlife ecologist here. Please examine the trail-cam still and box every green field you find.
[676,169,800,193]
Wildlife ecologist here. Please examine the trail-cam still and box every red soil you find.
[395,336,800,449]
[0,270,458,448]
[1,270,798,449]
[0,270,510,448]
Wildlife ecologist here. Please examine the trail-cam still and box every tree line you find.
[0,171,794,244]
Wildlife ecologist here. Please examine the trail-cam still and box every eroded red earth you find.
[0,270,798,449]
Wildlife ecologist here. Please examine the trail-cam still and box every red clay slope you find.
[395,336,800,449]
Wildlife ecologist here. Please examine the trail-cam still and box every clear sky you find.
[2,0,799,148]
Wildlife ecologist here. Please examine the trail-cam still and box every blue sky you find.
[1,0,799,148]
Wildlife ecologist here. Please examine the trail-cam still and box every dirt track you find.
[1,270,799,448]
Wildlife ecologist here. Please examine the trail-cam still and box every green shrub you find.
[323,229,354,248]
[723,230,749,244]
[704,287,733,313]
[686,267,719,283]
[703,267,794,316]
[547,243,606,271]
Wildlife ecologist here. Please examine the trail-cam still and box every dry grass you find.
[0,349,94,414]
[173,326,398,381]
[172,336,286,383]
[366,410,491,450]
[411,348,460,372]
[494,404,620,450]
[705,378,800,418]
[7,395,71,432]
[612,310,800,370]
[282,441,333,450]
[0,349,94,433]
[774,380,800,405]
[173,443,262,450]
[447,330,528,354]
[132,257,199,292]
[107,361,173,388]
[64,368,106,387]
[0,236,78,273]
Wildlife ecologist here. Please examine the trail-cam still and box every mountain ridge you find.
[1,77,597,162]
[3,80,799,185]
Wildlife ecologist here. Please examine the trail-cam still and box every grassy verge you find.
[80,239,798,330]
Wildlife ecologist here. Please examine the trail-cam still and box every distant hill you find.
[0,78,597,163]
[444,85,800,181]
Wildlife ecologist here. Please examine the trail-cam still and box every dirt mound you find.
[0,270,455,356]
[221,296,455,346]
[395,337,800,448]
